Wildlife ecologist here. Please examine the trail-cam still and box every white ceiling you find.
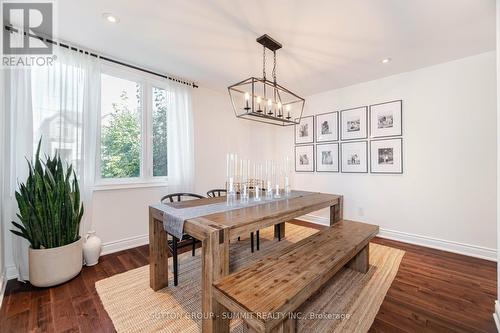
[49,0,495,95]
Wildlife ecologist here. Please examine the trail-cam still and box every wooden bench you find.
[211,220,379,333]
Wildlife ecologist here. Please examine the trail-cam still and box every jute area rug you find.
[95,224,405,333]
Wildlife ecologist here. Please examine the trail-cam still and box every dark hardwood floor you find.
[0,221,496,333]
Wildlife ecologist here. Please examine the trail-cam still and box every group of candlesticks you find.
[244,92,293,120]
[226,153,291,206]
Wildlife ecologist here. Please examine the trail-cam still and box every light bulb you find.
[285,104,291,111]
[267,99,272,106]
[256,96,261,103]
[277,102,282,109]
[244,92,250,100]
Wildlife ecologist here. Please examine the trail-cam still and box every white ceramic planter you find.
[83,231,102,266]
[29,237,83,287]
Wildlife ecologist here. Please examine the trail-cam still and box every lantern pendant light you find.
[228,34,305,126]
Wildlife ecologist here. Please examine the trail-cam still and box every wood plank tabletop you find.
[177,191,340,229]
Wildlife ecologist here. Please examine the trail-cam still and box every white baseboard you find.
[494,301,500,332]
[101,234,149,256]
[298,214,497,261]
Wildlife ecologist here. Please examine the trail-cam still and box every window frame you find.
[149,80,170,179]
[94,63,169,189]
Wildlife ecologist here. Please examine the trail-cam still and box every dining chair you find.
[206,188,261,252]
[161,192,205,286]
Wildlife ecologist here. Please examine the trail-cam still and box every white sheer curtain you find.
[167,81,194,193]
[3,47,100,280]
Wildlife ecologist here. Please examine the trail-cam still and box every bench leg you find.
[347,244,369,273]
[270,316,296,333]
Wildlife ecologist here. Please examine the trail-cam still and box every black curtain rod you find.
[4,25,198,88]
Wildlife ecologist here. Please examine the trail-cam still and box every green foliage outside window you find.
[100,85,168,179]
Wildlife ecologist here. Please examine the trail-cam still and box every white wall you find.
[277,52,497,259]
[192,87,276,194]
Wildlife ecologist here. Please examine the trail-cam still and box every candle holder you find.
[253,163,263,202]
[226,153,237,206]
[240,159,250,204]
[265,160,274,200]
[273,161,281,199]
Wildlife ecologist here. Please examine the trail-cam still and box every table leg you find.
[330,195,344,225]
[149,215,169,291]
[202,228,229,333]
[212,298,230,333]
[274,222,286,240]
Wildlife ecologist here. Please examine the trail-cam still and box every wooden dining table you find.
[148,191,343,333]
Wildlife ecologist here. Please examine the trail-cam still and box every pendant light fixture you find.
[228,34,305,126]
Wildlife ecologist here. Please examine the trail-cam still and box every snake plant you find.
[10,139,84,249]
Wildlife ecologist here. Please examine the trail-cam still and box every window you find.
[152,86,168,177]
[100,73,142,179]
[97,66,170,185]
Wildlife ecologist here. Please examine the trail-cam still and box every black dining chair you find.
[207,188,261,252]
[161,192,205,286]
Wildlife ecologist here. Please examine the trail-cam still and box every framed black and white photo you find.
[316,112,338,142]
[316,143,339,172]
[341,141,368,173]
[340,106,368,140]
[295,116,314,144]
[370,100,402,138]
[370,138,403,174]
[295,145,314,172]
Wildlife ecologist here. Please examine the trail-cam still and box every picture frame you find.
[295,116,315,144]
[295,145,314,172]
[340,106,368,141]
[340,141,368,173]
[316,111,338,142]
[370,138,403,174]
[369,100,402,138]
[316,143,339,172]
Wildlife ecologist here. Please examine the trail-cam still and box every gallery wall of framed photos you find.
[294,100,403,174]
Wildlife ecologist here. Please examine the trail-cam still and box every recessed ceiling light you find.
[381,58,392,64]
[103,13,119,23]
